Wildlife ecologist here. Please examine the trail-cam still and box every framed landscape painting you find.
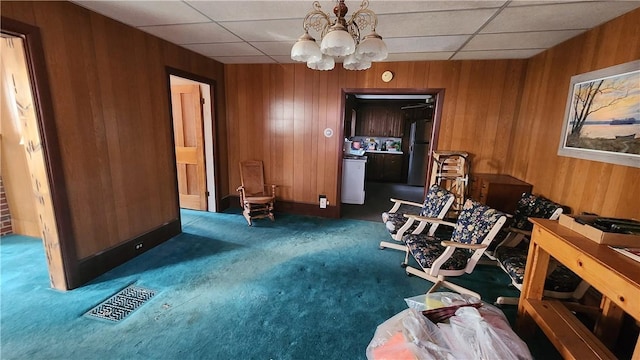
[558,60,640,168]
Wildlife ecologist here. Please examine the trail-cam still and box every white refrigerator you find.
[341,158,366,204]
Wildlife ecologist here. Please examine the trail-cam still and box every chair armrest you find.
[440,241,487,250]
[236,186,244,192]
[404,214,456,228]
[389,198,423,208]
[388,198,423,214]
[265,184,277,197]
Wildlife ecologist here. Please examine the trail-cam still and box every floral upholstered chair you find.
[402,199,507,300]
[379,185,455,266]
[492,193,588,305]
[485,192,564,260]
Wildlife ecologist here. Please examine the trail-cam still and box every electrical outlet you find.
[319,195,327,209]
[135,242,143,250]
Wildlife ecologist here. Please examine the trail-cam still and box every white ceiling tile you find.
[220,19,302,42]
[384,52,454,61]
[509,0,600,6]
[213,56,277,64]
[370,1,507,14]
[251,42,295,56]
[183,42,262,57]
[140,22,242,44]
[385,36,470,53]
[75,1,210,26]
[463,30,584,51]
[376,9,499,37]
[452,49,544,60]
[186,1,507,20]
[186,1,315,21]
[482,2,640,33]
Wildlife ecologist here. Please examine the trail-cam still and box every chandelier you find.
[290,0,388,71]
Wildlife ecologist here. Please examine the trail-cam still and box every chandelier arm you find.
[348,8,378,33]
[302,3,333,36]
[345,22,361,46]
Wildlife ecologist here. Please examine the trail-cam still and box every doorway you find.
[167,71,218,212]
[0,26,71,290]
[339,88,445,221]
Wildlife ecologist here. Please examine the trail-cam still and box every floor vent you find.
[85,285,156,323]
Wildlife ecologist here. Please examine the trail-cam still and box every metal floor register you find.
[85,285,156,323]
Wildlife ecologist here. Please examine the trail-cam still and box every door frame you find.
[165,67,221,212]
[1,16,76,289]
[339,88,445,214]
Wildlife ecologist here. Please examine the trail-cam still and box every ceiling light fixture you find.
[291,0,388,71]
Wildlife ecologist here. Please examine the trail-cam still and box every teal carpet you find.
[1,209,557,359]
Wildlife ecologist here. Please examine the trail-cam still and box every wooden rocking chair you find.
[236,160,277,226]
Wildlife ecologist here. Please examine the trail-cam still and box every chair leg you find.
[405,266,482,299]
[242,208,252,226]
[572,280,591,300]
[402,250,410,268]
[495,296,519,305]
[406,265,438,282]
[379,241,406,252]
[427,279,443,294]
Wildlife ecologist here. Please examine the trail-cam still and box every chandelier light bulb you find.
[343,53,371,70]
[355,32,388,62]
[320,23,356,57]
[291,31,323,63]
[307,54,335,71]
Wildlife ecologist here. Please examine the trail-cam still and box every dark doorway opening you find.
[339,88,445,220]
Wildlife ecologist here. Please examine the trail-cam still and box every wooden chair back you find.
[239,160,266,196]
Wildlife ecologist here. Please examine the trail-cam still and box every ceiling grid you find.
[73,0,640,64]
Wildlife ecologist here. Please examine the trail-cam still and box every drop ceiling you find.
[72,0,640,64]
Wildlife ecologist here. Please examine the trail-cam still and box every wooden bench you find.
[522,299,615,360]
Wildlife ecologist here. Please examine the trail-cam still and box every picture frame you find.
[557,60,640,168]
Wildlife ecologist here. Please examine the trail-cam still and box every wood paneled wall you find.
[226,60,527,206]
[1,1,227,288]
[507,8,640,219]
[226,10,639,219]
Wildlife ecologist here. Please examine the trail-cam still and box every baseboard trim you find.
[73,219,181,289]
[223,195,340,219]
[218,195,231,212]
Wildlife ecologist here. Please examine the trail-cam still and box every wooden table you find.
[517,219,640,359]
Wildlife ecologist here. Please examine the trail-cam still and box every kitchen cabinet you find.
[383,154,403,182]
[469,173,533,214]
[365,153,384,181]
[356,105,404,137]
[365,153,404,182]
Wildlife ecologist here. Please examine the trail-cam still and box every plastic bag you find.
[369,293,532,360]
[366,308,454,360]
[442,306,532,360]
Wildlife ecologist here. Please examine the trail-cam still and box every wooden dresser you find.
[469,173,532,214]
